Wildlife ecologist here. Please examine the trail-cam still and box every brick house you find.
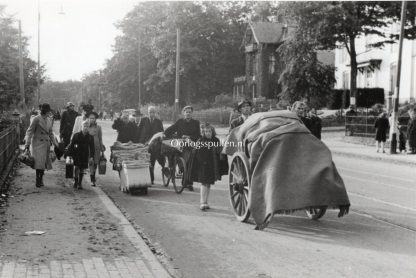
[233,22,289,102]
[233,21,335,107]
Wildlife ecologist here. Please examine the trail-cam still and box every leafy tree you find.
[277,34,335,108]
[96,1,249,108]
[279,1,416,102]
[0,5,45,110]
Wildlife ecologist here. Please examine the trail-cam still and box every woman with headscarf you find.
[24,103,55,187]
[86,111,105,186]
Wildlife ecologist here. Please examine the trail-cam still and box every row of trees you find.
[80,1,416,112]
[3,2,416,112]
[0,5,45,111]
[80,2,275,111]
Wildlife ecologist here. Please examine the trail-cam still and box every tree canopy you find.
[0,5,45,111]
[278,1,416,101]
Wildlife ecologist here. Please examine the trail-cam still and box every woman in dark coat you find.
[67,120,95,189]
[407,110,416,154]
[193,123,228,210]
[374,112,389,153]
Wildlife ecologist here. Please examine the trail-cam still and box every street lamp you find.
[37,0,41,106]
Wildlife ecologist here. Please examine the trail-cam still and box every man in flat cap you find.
[164,105,200,190]
[60,102,79,148]
[230,99,252,131]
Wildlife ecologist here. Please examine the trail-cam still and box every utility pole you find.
[37,0,41,106]
[174,28,180,120]
[138,39,141,109]
[390,1,407,154]
[18,20,25,110]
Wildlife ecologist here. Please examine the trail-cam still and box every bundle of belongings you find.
[110,141,150,171]
[223,110,350,230]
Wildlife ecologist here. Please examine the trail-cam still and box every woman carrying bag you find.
[86,111,106,186]
[24,103,56,188]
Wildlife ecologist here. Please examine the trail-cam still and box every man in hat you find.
[165,105,200,142]
[60,102,79,148]
[165,105,200,190]
[230,99,252,131]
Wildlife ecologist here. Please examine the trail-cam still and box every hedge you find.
[328,88,385,109]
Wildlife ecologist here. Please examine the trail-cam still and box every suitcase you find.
[98,154,107,175]
[65,157,74,179]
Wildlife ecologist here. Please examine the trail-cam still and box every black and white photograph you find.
[0,1,415,277]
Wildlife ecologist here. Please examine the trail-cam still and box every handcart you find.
[110,142,151,195]
[224,110,350,230]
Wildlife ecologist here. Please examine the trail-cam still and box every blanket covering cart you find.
[223,110,350,230]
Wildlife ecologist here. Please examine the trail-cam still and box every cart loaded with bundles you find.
[110,141,151,195]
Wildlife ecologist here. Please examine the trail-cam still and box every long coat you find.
[137,117,164,144]
[60,109,79,143]
[24,115,54,170]
[192,137,228,184]
[374,117,390,142]
[407,118,416,149]
[87,124,104,164]
[67,131,95,169]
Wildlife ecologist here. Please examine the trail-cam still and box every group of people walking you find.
[24,102,105,189]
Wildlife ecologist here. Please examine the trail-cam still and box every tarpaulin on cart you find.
[223,110,350,229]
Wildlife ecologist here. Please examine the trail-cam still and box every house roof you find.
[249,22,285,44]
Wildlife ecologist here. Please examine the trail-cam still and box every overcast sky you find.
[1,0,139,81]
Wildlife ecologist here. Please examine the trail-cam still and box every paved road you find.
[98,120,416,278]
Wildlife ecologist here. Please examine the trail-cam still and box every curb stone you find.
[93,187,172,278]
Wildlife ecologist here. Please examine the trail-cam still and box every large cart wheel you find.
[305,207,327,220]
[172,157,186,194]
[229,152,251,222]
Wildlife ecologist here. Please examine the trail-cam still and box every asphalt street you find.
[98,120,416,278]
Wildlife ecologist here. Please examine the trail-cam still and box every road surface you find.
[98,120,416,278]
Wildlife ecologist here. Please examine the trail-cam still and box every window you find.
[269,54,276,74]
[343,71,350,89]
[340,47,349,64]
[252,54,257,76]
[365,68,375,87]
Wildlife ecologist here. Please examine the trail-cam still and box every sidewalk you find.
[0,160,171,278]
[323,135,416,166]
[214,125,416,166]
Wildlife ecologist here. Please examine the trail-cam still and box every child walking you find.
[66,120,95,189]
[193,123,227,210]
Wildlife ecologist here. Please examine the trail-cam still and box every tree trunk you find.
[349,36,357,107]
